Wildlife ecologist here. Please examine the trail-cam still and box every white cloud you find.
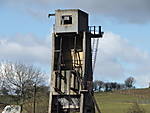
[0,34,51,85]
[94,32,150,87]
[0,34,51,66]
[0,32,149,87]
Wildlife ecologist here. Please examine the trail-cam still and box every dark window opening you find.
[54,36,83,70]
[61,15,72,25]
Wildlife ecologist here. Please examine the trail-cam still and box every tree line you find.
[0,62,49,113]
[0,61,143,113]
[93,76,136,92]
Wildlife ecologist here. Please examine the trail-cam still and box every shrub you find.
[126,103,145,113]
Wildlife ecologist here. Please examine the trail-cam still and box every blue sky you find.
[0,0,150,87]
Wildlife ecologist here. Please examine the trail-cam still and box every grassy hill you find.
[0,88,150,113]
[95,88,150,113]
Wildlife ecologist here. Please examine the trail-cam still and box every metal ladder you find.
[91,38,99,71]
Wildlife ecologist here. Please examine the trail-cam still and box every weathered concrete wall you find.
[55,9,88,33]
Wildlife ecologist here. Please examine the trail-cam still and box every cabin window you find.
[61,15,72,25]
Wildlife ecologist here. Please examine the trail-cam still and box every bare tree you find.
[110,82,117,90]
[93,80,98,91]
[0,63,3,88]
[0,63,7,95]
[104,82,112,92]
[125,77,135,89]
[1,62,46,112]
[97,81,104,92]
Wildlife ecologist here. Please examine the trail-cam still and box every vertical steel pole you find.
[33,84,36,113]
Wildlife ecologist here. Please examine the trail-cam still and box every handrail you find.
[89,26,103,38]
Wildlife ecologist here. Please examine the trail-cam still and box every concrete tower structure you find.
[48,9,103,113]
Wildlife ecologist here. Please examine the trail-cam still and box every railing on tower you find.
[89,26,103,38]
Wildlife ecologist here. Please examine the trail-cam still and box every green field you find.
[0,88,150,113]
[95,88,150,113]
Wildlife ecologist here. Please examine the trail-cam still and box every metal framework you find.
[48,9,103,113]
